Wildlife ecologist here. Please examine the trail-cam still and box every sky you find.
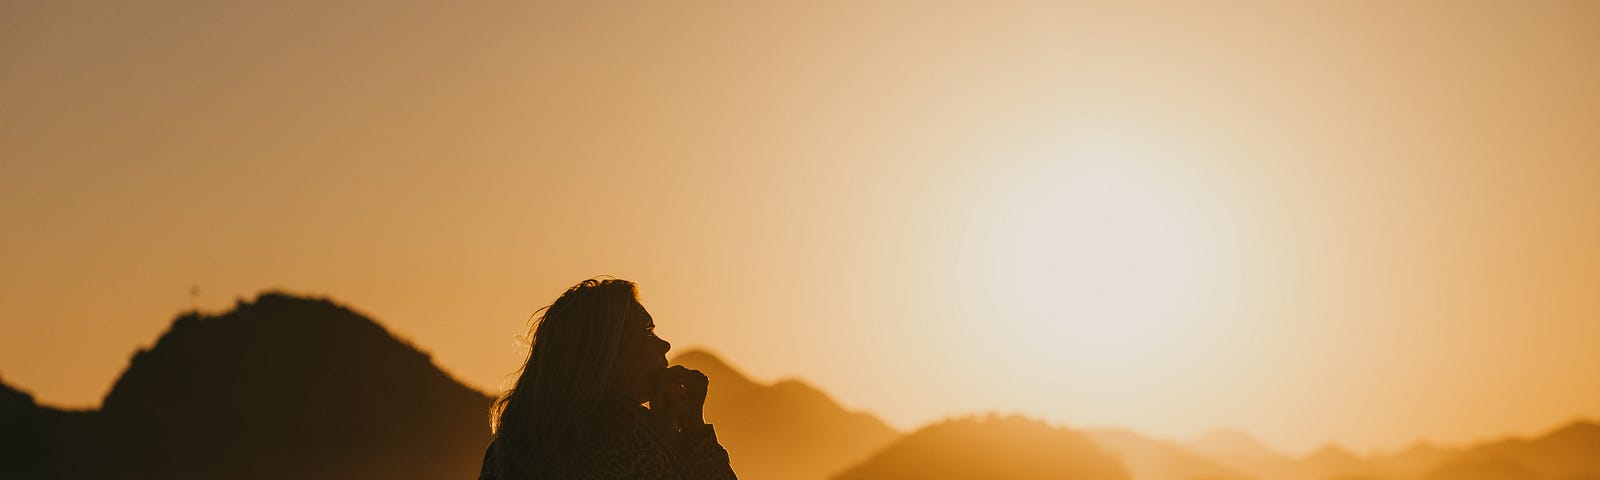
[2,0,1597,455]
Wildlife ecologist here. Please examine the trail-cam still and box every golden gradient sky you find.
[2,0,1597,455]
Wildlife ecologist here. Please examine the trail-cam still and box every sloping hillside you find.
[832,414,1130,480]
[673,349,900,480]
[13,292,494,480]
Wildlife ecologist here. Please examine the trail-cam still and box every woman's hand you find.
[662,366,709,429]
[649,366,709,439]
[648,372,686,442]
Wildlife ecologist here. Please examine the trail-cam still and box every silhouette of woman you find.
[478,277,737,479]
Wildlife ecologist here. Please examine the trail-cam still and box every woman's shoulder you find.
[592,391,651,427]
[568,393,679,477]
[477,438,504,480]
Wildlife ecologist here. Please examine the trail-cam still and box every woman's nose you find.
[657,337,672,355]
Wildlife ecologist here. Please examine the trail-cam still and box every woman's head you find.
[608,297,672,403]
[488,277,671,477]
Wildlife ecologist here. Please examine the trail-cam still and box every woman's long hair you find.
[489,277,641,479]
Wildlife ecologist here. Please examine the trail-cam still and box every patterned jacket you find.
[478,392,737,479]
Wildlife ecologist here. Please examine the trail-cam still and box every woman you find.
[478,277,737,479]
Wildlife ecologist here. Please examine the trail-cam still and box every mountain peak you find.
[670,347,729,367]
[30,291,494,479]
[666,348,897,480]
[1087,428,1252,480]
[1535,418,1600,448]
[101,291,461,415]
[670,348,753,386]
[834,414,1128,480]
[145,291,403,354]
[1544,418,1600,436]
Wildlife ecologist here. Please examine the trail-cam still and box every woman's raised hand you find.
[648,373,684,439]
[663,366,709,429]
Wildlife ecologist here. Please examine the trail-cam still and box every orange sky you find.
[2,0,1597,455]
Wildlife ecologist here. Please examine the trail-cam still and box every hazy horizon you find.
[5,288,1594,459]
[4,0,1597,456]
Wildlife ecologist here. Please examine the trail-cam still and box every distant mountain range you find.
[2,292,1596,479]
[1087,428,1249,480]
[1183,422,1600,480]
[833,414,1130,480]
[1417,421,1600,480]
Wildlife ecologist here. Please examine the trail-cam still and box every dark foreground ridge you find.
[0,292,493,480]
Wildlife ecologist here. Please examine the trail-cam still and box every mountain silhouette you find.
[1424,456,1541,480]
[1300,444,1378,480]
[1188,420,1600,480]
[1190,428,1298,479]
[831,414,1130,480]
[1,376,51,478]
[2,292,904,479]
[1420,420,1600,480]
[7,292,493,479]
[671,349,899,480]
[1191,433,1410,480]
[6,291,1598,480]
[1085,428,1250,480]
[1363,441,1458,480]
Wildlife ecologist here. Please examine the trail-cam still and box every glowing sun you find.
[974,140,1228,381]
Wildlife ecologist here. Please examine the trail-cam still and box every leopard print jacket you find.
[477,393,737,479]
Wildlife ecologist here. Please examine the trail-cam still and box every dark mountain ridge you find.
[3,292,494,480]
[1,376,52,478]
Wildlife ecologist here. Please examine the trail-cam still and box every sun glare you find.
[974,136,1228,384]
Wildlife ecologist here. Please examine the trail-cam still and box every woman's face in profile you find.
[611,302,672,403]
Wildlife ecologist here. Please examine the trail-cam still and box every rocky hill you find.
[4,292,494,480]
